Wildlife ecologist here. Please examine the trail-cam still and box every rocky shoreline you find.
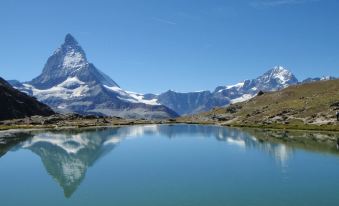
[0,114,177,131]
[1,112,339,133]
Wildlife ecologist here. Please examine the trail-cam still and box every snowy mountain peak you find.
[272,65,287,71]
[268,66,291,79]
[59,34,88,70]
[209,66,299,111]
[15,34,178,119]
[30,34,119,89]
[260,66,298,86]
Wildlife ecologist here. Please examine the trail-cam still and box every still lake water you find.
[0,124,339,206]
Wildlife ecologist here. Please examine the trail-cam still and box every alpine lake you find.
[0,124,339,206]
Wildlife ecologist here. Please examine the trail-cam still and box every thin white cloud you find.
[250,0,320,8]
[153,17,177,25]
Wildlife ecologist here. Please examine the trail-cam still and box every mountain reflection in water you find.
[0,124,338,198]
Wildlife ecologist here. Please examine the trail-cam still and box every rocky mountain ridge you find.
[146,66,300,115]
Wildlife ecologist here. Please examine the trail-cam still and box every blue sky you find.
[0,0,338,93]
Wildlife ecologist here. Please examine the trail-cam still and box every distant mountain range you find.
[301,76,337,84]
[7,34,337,118]
[142,67,337,116]
[0,77,54,120]
[145,66,300,115]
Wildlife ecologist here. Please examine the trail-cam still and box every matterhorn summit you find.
[13,34,177,119]
[30,34,118,89]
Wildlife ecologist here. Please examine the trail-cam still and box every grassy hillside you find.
[178,79,339,131]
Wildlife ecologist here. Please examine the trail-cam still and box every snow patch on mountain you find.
[226,82,245,90]
[62,50,88,70]
[22,77,90,101]
[126,91,160,105]
[230,94,254,104]
[103,85,128,96]
[59,76,86,88]
[103,85,160,105]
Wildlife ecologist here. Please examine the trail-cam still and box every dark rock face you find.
[0,77,55,120]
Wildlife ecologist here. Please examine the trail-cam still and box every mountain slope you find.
[152,90,229,115]
[179,79,339,130]
[12,34,178,119]
[0,77,55,120]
